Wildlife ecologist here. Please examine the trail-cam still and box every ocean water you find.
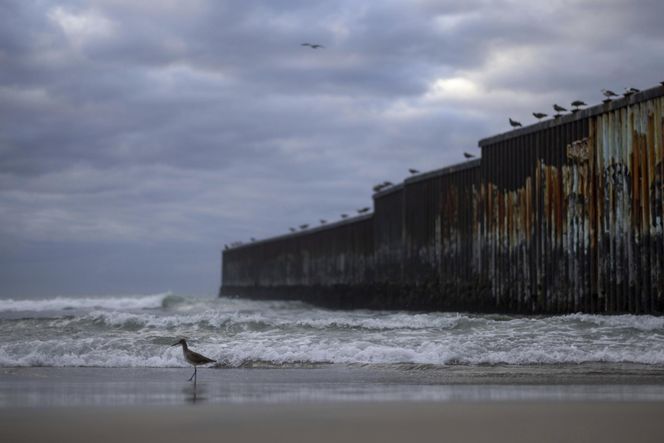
[1,293,664,369]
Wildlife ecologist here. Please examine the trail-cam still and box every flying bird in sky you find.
[532,112,547,120]
[464,152,475,159]
[301,43,324,49]
[509,118,522,128]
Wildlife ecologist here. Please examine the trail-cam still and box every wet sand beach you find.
[3,401,664,443]
[3,365,664,406]
[1,366,664,442]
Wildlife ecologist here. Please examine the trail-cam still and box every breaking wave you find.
[1,295,663,368]
[0,293,175,313]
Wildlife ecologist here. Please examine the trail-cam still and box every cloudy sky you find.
[1,0,663,297]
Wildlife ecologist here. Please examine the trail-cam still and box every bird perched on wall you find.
[602,89,618,100]
[299,224,309,230]
[224,244,229,250]
[553,104,567,113]
[509,118,522,128]
[320,219,327,225]
[374,181,395,192]
[250,237,256,242]
[357,207,370,214]
[532,112,547,120]
[301,43,324,49]
[171,339,216,384]
[408,168,420,174]
[623,87,640,97]
[464,152,475,159]
[289,227,296,233]
[571,101,586,112]
[340,214,348,219]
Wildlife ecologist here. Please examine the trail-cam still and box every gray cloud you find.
[1,0,663,296]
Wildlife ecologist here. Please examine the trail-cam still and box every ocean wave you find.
[0,293,172,313]
[73,308,468,332]
[2,336,664,368]
[560,313,664,332]
[2,295,664,368]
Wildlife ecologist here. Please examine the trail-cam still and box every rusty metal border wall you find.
[222,85,664,314]
[221,215,375,306]
[221,161,485,310]
[479,87,664,313]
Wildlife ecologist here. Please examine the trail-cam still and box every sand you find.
[2,402,664,443]
[2,366,664,442]
[3,364,664,406]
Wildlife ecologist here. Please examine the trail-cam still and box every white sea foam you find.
[1,295,663,368]
[2,333,664,368]
[0,293,172,312]
[561,313,664,331]
[75,309,466,332]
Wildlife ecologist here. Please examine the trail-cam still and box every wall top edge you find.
[373,159,481,199]
[224,213,373,252]
[478,84,664,148]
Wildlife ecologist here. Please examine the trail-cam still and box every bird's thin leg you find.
[188,366,196,382]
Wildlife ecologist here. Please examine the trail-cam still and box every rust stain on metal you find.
[478,93,664,313]
[222,88,664,314]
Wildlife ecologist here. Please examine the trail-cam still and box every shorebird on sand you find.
[172,338,216,383]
